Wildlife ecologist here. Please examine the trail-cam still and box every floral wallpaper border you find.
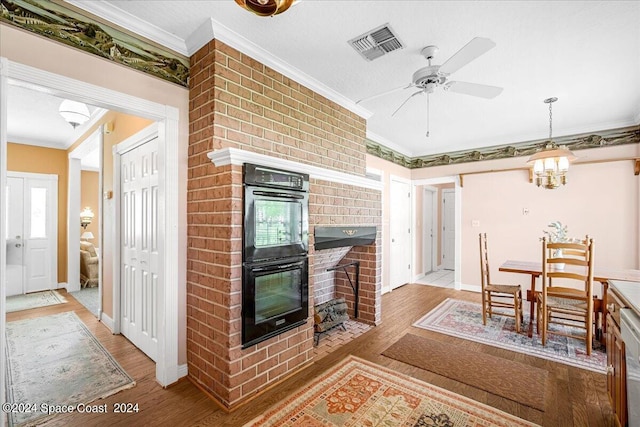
[366,125,640,169]
[1,0,189,87]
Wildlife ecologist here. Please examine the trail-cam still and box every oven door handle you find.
[252,190,304,200]
[252,261,303,273]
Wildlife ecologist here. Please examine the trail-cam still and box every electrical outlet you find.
[471,220,480,227]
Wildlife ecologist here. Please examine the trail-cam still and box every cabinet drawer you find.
[608,289,627,327]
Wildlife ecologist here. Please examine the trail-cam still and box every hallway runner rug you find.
[245,355,539,427]
[413,298,606,373]
[6,290,67,313]
[5,311,136,426]
[382,333,547,411]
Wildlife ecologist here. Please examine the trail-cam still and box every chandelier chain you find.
[549,101,553,141]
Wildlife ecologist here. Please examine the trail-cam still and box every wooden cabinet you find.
[606,289,627,427]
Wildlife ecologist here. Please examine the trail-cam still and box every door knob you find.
[15,243,21,248]
[392,238,395,243]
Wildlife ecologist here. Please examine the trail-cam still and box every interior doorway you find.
[412,177,461,290]
[442,188,455,270]
[1,57,182,389]
[389,175,412,289]
[422,186,436,274]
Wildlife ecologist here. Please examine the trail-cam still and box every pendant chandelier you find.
[527,97,576,189]
[234,0,295,17]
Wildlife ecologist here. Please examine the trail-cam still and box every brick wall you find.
[187,39,380,409]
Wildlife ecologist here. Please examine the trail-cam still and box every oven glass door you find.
[255,198,302,248]
[245,187,308,262]
[242,257,309,348]
[255,262,303,323]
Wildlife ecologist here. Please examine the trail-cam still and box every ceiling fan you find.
[357,37,503,137]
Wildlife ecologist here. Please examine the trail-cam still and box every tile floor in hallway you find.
[312,319,373,360]
[415,269,455,288]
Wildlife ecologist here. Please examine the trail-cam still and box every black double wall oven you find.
[242,163,309,348]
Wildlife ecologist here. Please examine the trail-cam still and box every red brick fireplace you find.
[187,39,381,409]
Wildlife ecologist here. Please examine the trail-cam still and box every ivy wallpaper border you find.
[1,0,189,87]
[367,125,640,169]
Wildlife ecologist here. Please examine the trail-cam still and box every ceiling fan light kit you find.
[527,97,577,190]
[357,37,503,137]
[234,0,296,17]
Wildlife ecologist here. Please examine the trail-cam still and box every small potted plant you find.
[541,221,572,269]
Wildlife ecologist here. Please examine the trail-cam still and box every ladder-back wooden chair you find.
[479,233,523,332]
[537,236,595,355]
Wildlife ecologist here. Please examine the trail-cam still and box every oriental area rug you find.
[5,312,135,426]
[246,355,539,427]
[6,290,67,313]
[413,298,606,373]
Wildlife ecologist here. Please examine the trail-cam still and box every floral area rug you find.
[413,298,606,373]
[5,312,135,426]
[246,355,539,426]
[6,290,66,313]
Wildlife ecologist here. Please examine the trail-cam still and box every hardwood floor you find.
[6,285,614,426]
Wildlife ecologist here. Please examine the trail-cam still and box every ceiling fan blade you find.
[445,81,503,98]
[439,37,496,75]
[356,83,414,104]
[391,90,424,116]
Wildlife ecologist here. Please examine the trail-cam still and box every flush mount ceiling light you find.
[59,99,90,129]
[234,0,296,16]
[527,97,577,189]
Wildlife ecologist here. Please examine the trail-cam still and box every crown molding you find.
[366,131,413,157]
[208,147,383,191]
[193,19,372,120]
[64,0,189,56]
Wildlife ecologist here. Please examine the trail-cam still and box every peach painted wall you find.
[412,142,640,294]
[366,154,411,292]
[7,143,68,284]
[1,23,189,365]
[80,171,99,241]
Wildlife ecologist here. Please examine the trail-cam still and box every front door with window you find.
[5,172,58,296]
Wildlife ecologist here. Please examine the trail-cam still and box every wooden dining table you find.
[499,260,640,341]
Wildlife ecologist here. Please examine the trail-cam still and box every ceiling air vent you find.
[348,23,404,61]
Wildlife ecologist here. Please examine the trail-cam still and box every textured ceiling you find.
[8,1,640,161]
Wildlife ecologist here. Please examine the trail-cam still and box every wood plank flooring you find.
[5,284,614,426]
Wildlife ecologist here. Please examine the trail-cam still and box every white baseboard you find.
[412,273,425,282]
[100,312,114,332]
[58,282,68,289]
[177,364,188,379]
[459,283,481,293]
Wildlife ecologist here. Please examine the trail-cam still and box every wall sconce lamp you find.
[59,99,90,129]
[80,207,94,229]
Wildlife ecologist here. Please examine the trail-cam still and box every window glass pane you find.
[30,187,47,238]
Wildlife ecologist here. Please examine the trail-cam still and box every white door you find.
[6,177,24,296]
[5,173,57,296]
[389,177,411,289]
[442,189,455,270]
[423,188,435,274]
[120,138,159,362]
